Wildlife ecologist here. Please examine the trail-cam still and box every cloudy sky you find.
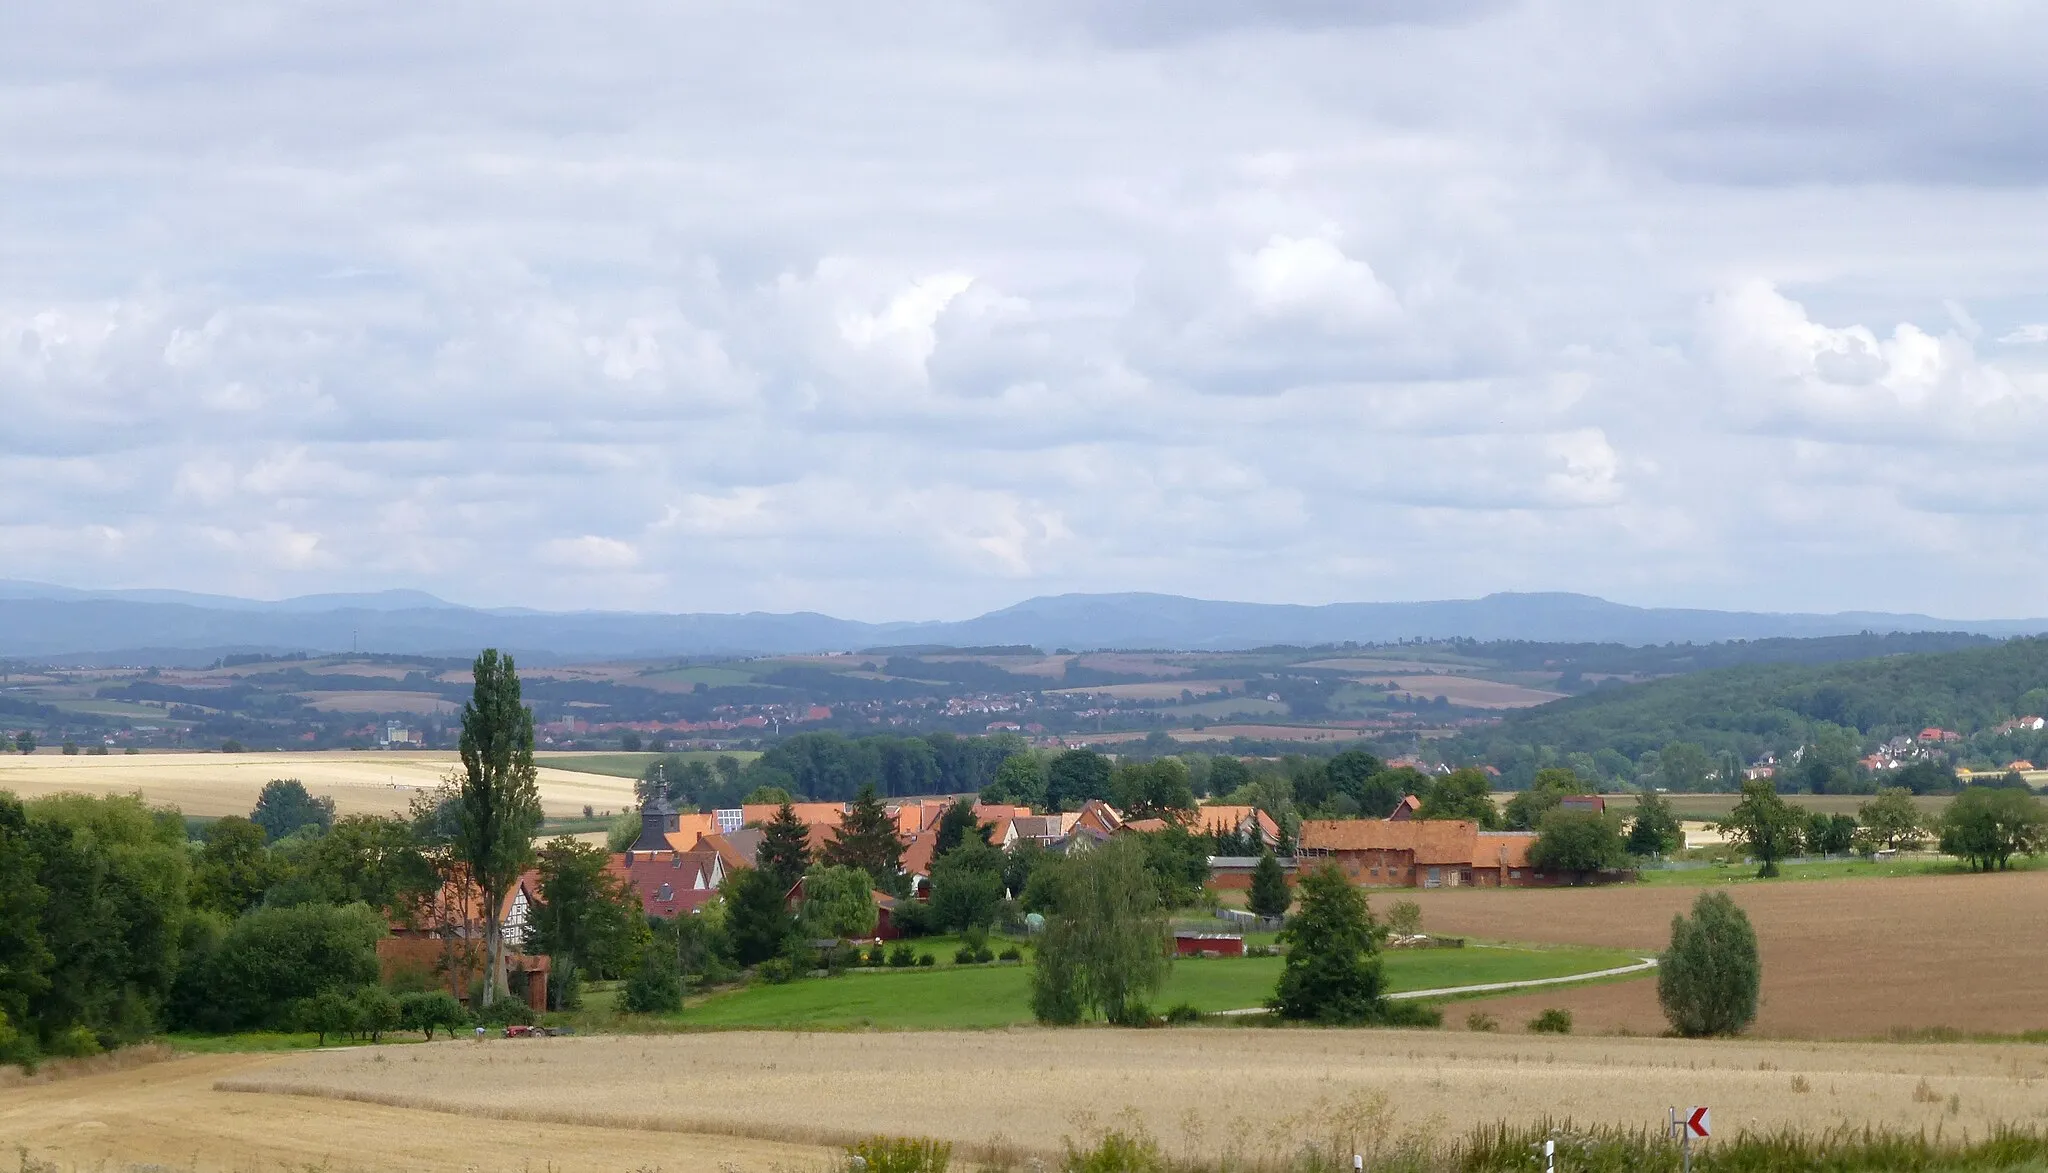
[5,2,2048,621]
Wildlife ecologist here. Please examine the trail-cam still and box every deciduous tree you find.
[529,836,639,981]
[1029,837,1169,1025]
[800,864,880,940]
[250,778,335,842]
[1271,864,1386,1024]
[1528,808,1626,877]
[1626,790,1683,858]
[1854,788,1924,852]
[1719,779,1804,877]
[1940,786,2047,872]
[1658,890,1759,1037]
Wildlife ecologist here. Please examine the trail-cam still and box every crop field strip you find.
[207,1030,2048,1165]
[1399,868,2048,1037]
[0,750,640,818]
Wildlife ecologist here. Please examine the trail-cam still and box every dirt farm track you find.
[17,1031,2048,1173]
[1403,869,2048,1038]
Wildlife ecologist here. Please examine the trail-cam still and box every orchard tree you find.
[1658,891,1760,1036]
[1719,779,1804,877]
[450,649,543,1007]
[1854,788,1925,852]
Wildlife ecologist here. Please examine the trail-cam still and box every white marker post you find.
[1668,1106,1710,1173]
[1543,1138,1555,1173]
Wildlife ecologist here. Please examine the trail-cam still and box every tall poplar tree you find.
[453,649,542,1006]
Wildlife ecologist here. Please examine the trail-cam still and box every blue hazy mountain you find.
[1,581,2042,661]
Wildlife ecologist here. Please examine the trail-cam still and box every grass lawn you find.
[672,943,1643,1029]
[1637,855,2041,886]
[534,750,760,779]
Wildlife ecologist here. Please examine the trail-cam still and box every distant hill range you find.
[2,580,2044,663]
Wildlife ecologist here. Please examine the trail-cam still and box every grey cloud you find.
[4,1,2048,620]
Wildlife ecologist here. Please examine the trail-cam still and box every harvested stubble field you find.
[0,750,636,819]
[177,1031,2048,1169]
[1400,869,2048,1038]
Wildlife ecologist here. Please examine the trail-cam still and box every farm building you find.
[378,865,552,1011]
[1294,819,1545,888]
[1172,931,1244,957]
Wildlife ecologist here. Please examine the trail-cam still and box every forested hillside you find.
[1462,637,2048,782]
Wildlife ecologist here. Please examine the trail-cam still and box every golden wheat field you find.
[0,751,637,819]
[19,1031,2048,1172]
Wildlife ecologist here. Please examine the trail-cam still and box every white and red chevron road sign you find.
[1684,1107,1711,1138]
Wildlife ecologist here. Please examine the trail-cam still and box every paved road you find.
[1211,956,1658,1017]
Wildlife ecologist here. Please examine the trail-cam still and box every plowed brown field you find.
[1401,869,2048,1037]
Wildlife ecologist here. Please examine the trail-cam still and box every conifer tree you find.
[756,801,813,890]
[1247,850,1291,919]
[822,784,904,893]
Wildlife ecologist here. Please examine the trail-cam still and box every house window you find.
[1510,869,1522,879]
[657,883,673,901]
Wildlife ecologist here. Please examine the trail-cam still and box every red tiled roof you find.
[607,850,723,918]
[1298,819,1537,869]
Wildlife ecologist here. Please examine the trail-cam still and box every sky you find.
[5,1,2048,622]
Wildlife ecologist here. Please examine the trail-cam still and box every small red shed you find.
[1173,932,1245,957]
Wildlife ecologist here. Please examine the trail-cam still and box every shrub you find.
[475,997,535,1028]
[47,1024,103,1058]
[973,947,995,964]
[1465,1011,1499,1032]
[1385,899,1423,936]
[997,946,1022,962]
[623,948,684,1013]
[1061,1130,1168,1173]
[758,956,802,984]
[1109,1000,1155,1028]
[846,1135,951,1173]
[826,942,862,973]
[1162,1003,1203,1024]
[888,943,914,968]
[866,945,888,967]
[917,953,935,967]
[953,945,979,965]
[1528,1008,1573,1034]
